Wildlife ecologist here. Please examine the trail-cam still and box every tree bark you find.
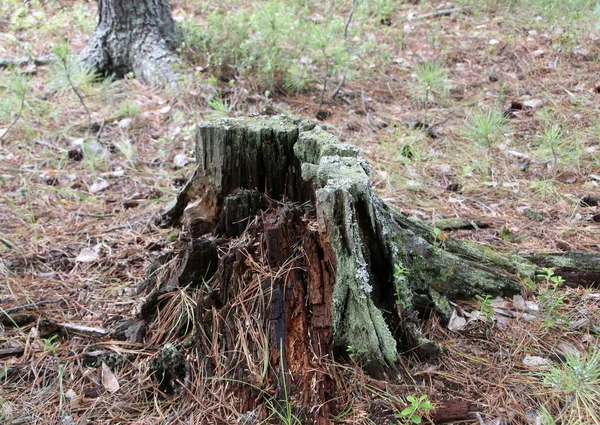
[141,115,600,423]
[82,0,178,86]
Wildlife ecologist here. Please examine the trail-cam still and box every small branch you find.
[415,7,471,20]
[35,139,68,153]
[1,298,65,316]
[361,88,372,127]
[55,321,108,337]
[0,346,24,359]
[59,56,92,134]
[430,219,490,231]
[331,74,346,100]
[317,46,330,116]
[332,0,357,100]
[0,91,25,143]
[343,0,358,39]
[0,54,56,69]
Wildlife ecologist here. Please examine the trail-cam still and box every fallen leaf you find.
[89,178,110,193]
[523,99,543,108]
[101,362,120,394]
[173,153,189,168]
[522,356,550,367]
[448,309,467,331]
[75,244,101,263]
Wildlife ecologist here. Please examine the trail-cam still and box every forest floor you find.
[1,0,600,424]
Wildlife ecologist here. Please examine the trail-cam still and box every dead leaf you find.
[522,356,550,367]
[448,309,467,331]
[75,244,101,263]
[89,178,110,193]
[101,362,120,394]
[523,99,543,108]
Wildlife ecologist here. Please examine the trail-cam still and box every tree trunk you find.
[82,0,178,86]
[140,115,600,424]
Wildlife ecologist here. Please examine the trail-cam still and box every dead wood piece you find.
[57,322,108,337]
[39,319,108,338]
[143,115,600,421]
[0,54,56,68]
[433,399,471,423]
[1,298,65,316]
[107,317,146,343]
[527,252,600,288]
[416,7,471,20]
[0,346,25,359]
[430,218,490,231]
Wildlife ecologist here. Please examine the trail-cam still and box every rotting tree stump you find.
[138,115,600,424]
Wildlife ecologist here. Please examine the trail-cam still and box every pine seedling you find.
[410,60,450,126]
[49,41,97,134]
[465,108,509,148]
[0,71,30,142]
[541,350,600,424]
[537,125,563,175]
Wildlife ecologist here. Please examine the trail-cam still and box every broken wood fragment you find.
[0,54,56,68]
[433,399,471,423]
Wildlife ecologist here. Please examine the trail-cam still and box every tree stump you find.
[141,115,600,424]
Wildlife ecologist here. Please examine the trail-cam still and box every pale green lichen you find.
[297,127,398,365]
[295,126,360,165]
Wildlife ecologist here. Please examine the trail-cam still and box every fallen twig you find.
[56,322,108,337]
[1,298,65,315]
[35,139,68,153]
[0,54,56,68]
[332,0,357,100]
[0,346,25,359]
[361,88,372,127]
[416,7,471,20]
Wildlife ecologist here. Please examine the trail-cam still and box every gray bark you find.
[82,0,178,86]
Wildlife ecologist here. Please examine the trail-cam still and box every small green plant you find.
[411,61,450,106]
[540,350,600,424]
[0,71,30,142]
[347,345,367,359]
[394,264,409,308]
[395,394,434,424]
[528,180,560,200]
[536,125,565,175]
[537,268,567,329]
[206,96,232,119]
[41,334,60,355]
[410,60,450,125]
[475,294,495,323]
[113,99,141,120]
[49,41,98,134]
[464,109,509,148]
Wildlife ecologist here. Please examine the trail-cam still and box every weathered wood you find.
[433,399,471,423]
[527,252,600,287]
[145,115,595,422]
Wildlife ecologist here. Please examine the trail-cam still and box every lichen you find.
[297,127,398,365]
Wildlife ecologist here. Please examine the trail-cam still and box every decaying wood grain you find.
[140,115,598,423]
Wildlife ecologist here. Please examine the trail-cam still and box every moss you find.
[295,126,360,165]
[429,289,452,320]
